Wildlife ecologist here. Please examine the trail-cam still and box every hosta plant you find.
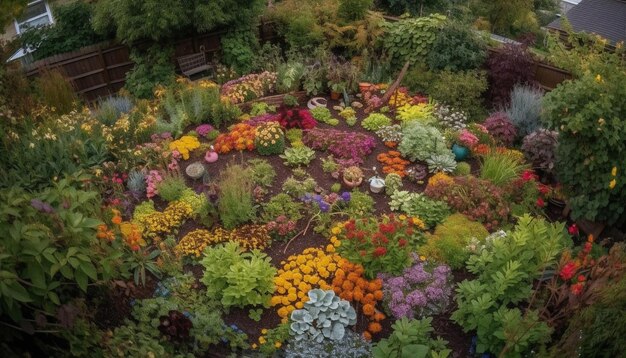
[426,153,457,174]
[290,289,357,343]
[280,146,316,167]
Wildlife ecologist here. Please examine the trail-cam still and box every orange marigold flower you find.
[374,290,384,301]
[363,331,372,341]
[362,304,375,316]
[341,281,354,291]
[368,322,382,333]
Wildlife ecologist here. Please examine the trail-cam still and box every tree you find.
[470,0,537,36]
[92,0,264,44]
[0,0,27,30]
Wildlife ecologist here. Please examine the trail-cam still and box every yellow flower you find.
[252,344,258,349]
[595,74,602,83]
[609,178,616,189]
[261,329,268,334]
[331,227,341,235]
[399,214,407,221]
[259,337,266,344]
[612,166,617,176]
[275,341,282,348]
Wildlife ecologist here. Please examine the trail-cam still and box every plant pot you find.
[185,162,205,179]
[343,177,362,189]
[330,91,341,100]
[204,150,218,163]
[369,177,385,193]
[359,82,373,92]
[307,97,328,110]
[548,197,566,208]
[452,144,469,161]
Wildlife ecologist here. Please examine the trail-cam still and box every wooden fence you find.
[21,20,571,102]
[22,21,278,102]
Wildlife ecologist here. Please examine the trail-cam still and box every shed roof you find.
[548,0,626,44]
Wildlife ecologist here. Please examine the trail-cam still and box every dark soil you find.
[94,95,475,355]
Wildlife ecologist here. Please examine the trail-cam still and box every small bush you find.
[36,69,78,114]
[218,164,256,229]
[480,151,528,186]
[96,96,134,126]
[255,122,285,155]
[453,162,471,176]
[362,113,392,131]
[156,174,188,202]
[337,0,373,21]
[125,45,175,99]
[262,193,303,222]
[505,85,544,139]
[487,44,535,106]
[420,213,489,269]
[427,21,487,72]
[247,159,277,187]
[483,112,516,146]
[399,122,449,162]
[428,70,488,120]
[521,129,559,175]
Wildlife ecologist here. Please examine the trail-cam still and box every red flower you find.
[536,197,545,207]
[373,247,387,257]
[568,224,579,236]
[398,239,407,247]
[577,275,586,282]
[559,262,577,281]
[583,242,593,254]
[538,184,551,195]
[570,282,584,295]
[521,170,538,182]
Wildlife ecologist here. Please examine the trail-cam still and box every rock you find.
[351,101,363,109]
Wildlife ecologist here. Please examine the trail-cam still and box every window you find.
[14,0,54,34]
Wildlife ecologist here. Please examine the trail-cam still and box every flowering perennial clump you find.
[377,151,410,177]
[137,201,193,237]
[331,259,386,340]
[303,128,376,165]
[168,135,200,160]
[335,215,426,279]
[254,122,285,155]
[379,257,453,319]
[270,246,342,322]
[176,225,271,258]
[214,123,256,153]
[221,71,277,104]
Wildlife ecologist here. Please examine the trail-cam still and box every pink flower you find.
[568,224,579,236]
[522,170,538,182]
[458,129,479,147]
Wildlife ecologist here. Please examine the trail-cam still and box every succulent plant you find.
[384,173,403,195]
[158,310,192,343]
[127,170,146,197]
[290,289,357,343]
[521,129,558,174]
[405,164,428,182]
[483,112,516,146]
[426,153,457,173]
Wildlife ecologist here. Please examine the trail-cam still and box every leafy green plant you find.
[452,215,568,356]
[285,128,303,146]
[344,190,375,218]
[337,0,373,21]
[250,102,276,116]
[280,146,316,167]
[373,317,450,358]
[221,29,258,75]
[383,14,447,68]
[290,289,357,342]
[453,162,471,176]
[201,242,276,309]
[121,248,162,286]
[247,158,277,187]
[389,191,451,228]
[543,68,626,226]
[480,151,528,186]
[0,178,119,324]
[96,96,134,127]
[420,213,489,269]
[262,193,304,222]
[218,164,256,229]
[277,61,305,93]
[156,174,188,202]
[362,113,392,131]
[282,172,318,198]
[310,107,339,126]
[125,45,175,99]
[321,156,341,174]
[427,21,487,72]
[35,68,79,115]
[399,122,450,162]
[428,69,488,120]
[384,173,403,195]
[283,94,299,107]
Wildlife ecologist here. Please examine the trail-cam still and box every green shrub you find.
[420,213,489,269]
[373,317,450,358]
[383,14,447,68]
[389,191,450,228]
[427,21,487,72]
[125,45,175,99]
[282,172,318,198]
[218,164,256,229]
[35,68,79,114]
[384,173,403,195]
[156,174,187,202]
[543,69,626,226]
[222,29,258,75]
[480,151,528,186]
[344,190,375,218]
[254,122,285,156]
[428,69,488,120]
[262,193,304,222]
[362,113,391,131]
[337,0,373,21]
[247,159,276,187]
[453,162,471,176]
[398,122,450,162]
[452,215,568,356]
[250,102,276,116]
[201,242,276,308]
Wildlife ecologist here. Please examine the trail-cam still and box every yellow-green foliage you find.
[420,213,488,269]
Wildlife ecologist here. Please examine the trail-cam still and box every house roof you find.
[548,0,626,44]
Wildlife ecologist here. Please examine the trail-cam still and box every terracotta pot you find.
[330,91,341,100]
[359,82,373,92]
[343,176,362,188]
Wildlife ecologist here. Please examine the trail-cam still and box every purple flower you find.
[196,124,214,137]
[30,199,54,214]
[390,303,412,319]
[405,290,427,307]
[340,192,351,202]
[387,277,406,291]
[391,290,405,303]
[425,286,445,301]
[319,202,330,212]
